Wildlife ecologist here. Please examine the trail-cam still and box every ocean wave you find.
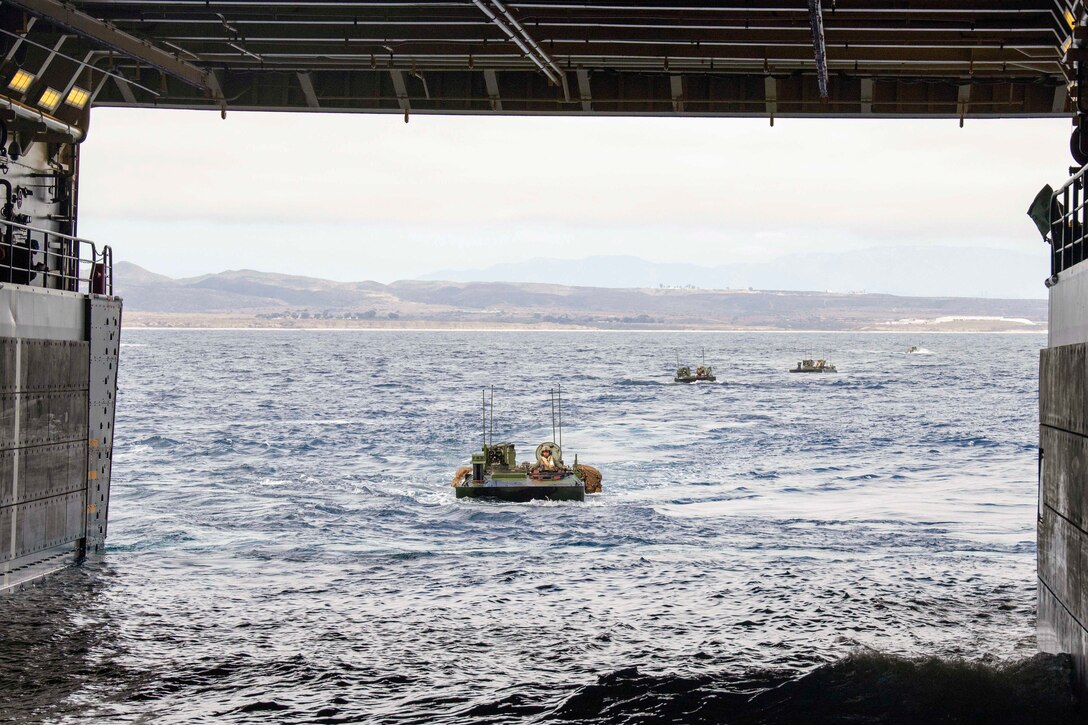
[545,652,1078,724]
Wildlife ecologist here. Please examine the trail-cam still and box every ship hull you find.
[1,286,121,594]
[455,481,585,502]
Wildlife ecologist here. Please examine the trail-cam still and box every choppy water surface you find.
[1,330,1078,723]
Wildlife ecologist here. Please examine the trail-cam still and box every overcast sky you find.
[77,109,1069,284]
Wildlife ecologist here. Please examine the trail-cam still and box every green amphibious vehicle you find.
[790,358,838,373]
[452,388,602,502]
[674,349,717,383]
[453,441,591,502]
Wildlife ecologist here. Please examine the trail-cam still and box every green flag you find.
[1027,184,1056,240]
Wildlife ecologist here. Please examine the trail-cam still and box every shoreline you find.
[122,325,1048,334]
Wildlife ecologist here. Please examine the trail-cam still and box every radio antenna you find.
[489,385,495,447]
[557,383,563,450]
[482,389,486,448]
[550,387,556,443]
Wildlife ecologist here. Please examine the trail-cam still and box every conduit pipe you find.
[490,0,569,100]
[808,0,829,100]
[0,93,83,142]
[472,0,564,92]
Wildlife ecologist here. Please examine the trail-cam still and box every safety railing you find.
[1051,165,1088,275]
[0,218,112,295]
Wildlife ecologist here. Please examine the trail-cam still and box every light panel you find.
[64,86,90,109]
[7,70,33,93]
[37,87,61,112]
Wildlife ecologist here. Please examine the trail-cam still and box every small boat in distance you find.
[452,386,602,502]
[790,358,838,373]
[675,349,717,383]
[907,345,920,354]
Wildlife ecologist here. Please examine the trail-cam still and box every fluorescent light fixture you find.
[7,70,33,92]
[64,86,90,109]
[37,87,61,112]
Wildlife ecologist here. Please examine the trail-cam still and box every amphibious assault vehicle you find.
[675,349,717,383]
[675,365,716,383]
[452,387,602,502]
[790,359,838,373]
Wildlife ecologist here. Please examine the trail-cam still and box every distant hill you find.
[114,261,1048,331]
[419,247,1049,299]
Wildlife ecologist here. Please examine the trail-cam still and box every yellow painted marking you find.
[1067,8,1077,30]
[89,438,99,448]
[1063,36,1073,54]
[88,470,97,481]
[86,504,97,514]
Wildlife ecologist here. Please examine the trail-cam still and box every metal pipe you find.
[491,0,569,98]
[808,0,829,99]
[0,93,83,141]
[472,0,562,86]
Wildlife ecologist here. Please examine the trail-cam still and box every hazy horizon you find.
[81,109,1067,295]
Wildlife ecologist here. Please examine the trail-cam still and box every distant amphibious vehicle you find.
[675,350,717,383]
[790,359,838,373]
[452,387,602,502]
[675,365,716,383]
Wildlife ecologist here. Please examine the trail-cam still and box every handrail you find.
[0,217,113,296]
[1049,166,1088,276]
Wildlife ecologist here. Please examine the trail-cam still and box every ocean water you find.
[1,330,1078,723]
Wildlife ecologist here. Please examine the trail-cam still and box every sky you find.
[77,109,1070,287]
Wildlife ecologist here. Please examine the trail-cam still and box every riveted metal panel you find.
[24,340,89,393]
[20,443,78,504]
[4,492,85,564]
[68,342,89,391]
[0,506,8,556]
[0,395,13,451]
[0,450,11,507]
[0,339,14,394]
[19,391,88,447]
[85,297,121,554]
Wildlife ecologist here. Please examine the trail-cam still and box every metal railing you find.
[0,218,113,295]
[1051,165,1088,276]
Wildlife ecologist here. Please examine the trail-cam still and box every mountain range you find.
[419,248,1048,299]
[114,261,1048,332]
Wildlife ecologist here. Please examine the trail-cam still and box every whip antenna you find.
[482,389,486,448]
[489,385,495,447]
[550,387,557,443]
[558,383,563,450]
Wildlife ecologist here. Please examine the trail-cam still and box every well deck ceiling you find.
[0,1,1074,123]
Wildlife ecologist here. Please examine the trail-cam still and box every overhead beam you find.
[670,74,684,112]
[296,71,319,108]
[112,74,135,104]
[483,68,501,111]
[389,69,409,117]
[4,0,210,91]
[1,16,35,65]
[22,34,66,102]
[576,68,591,112]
